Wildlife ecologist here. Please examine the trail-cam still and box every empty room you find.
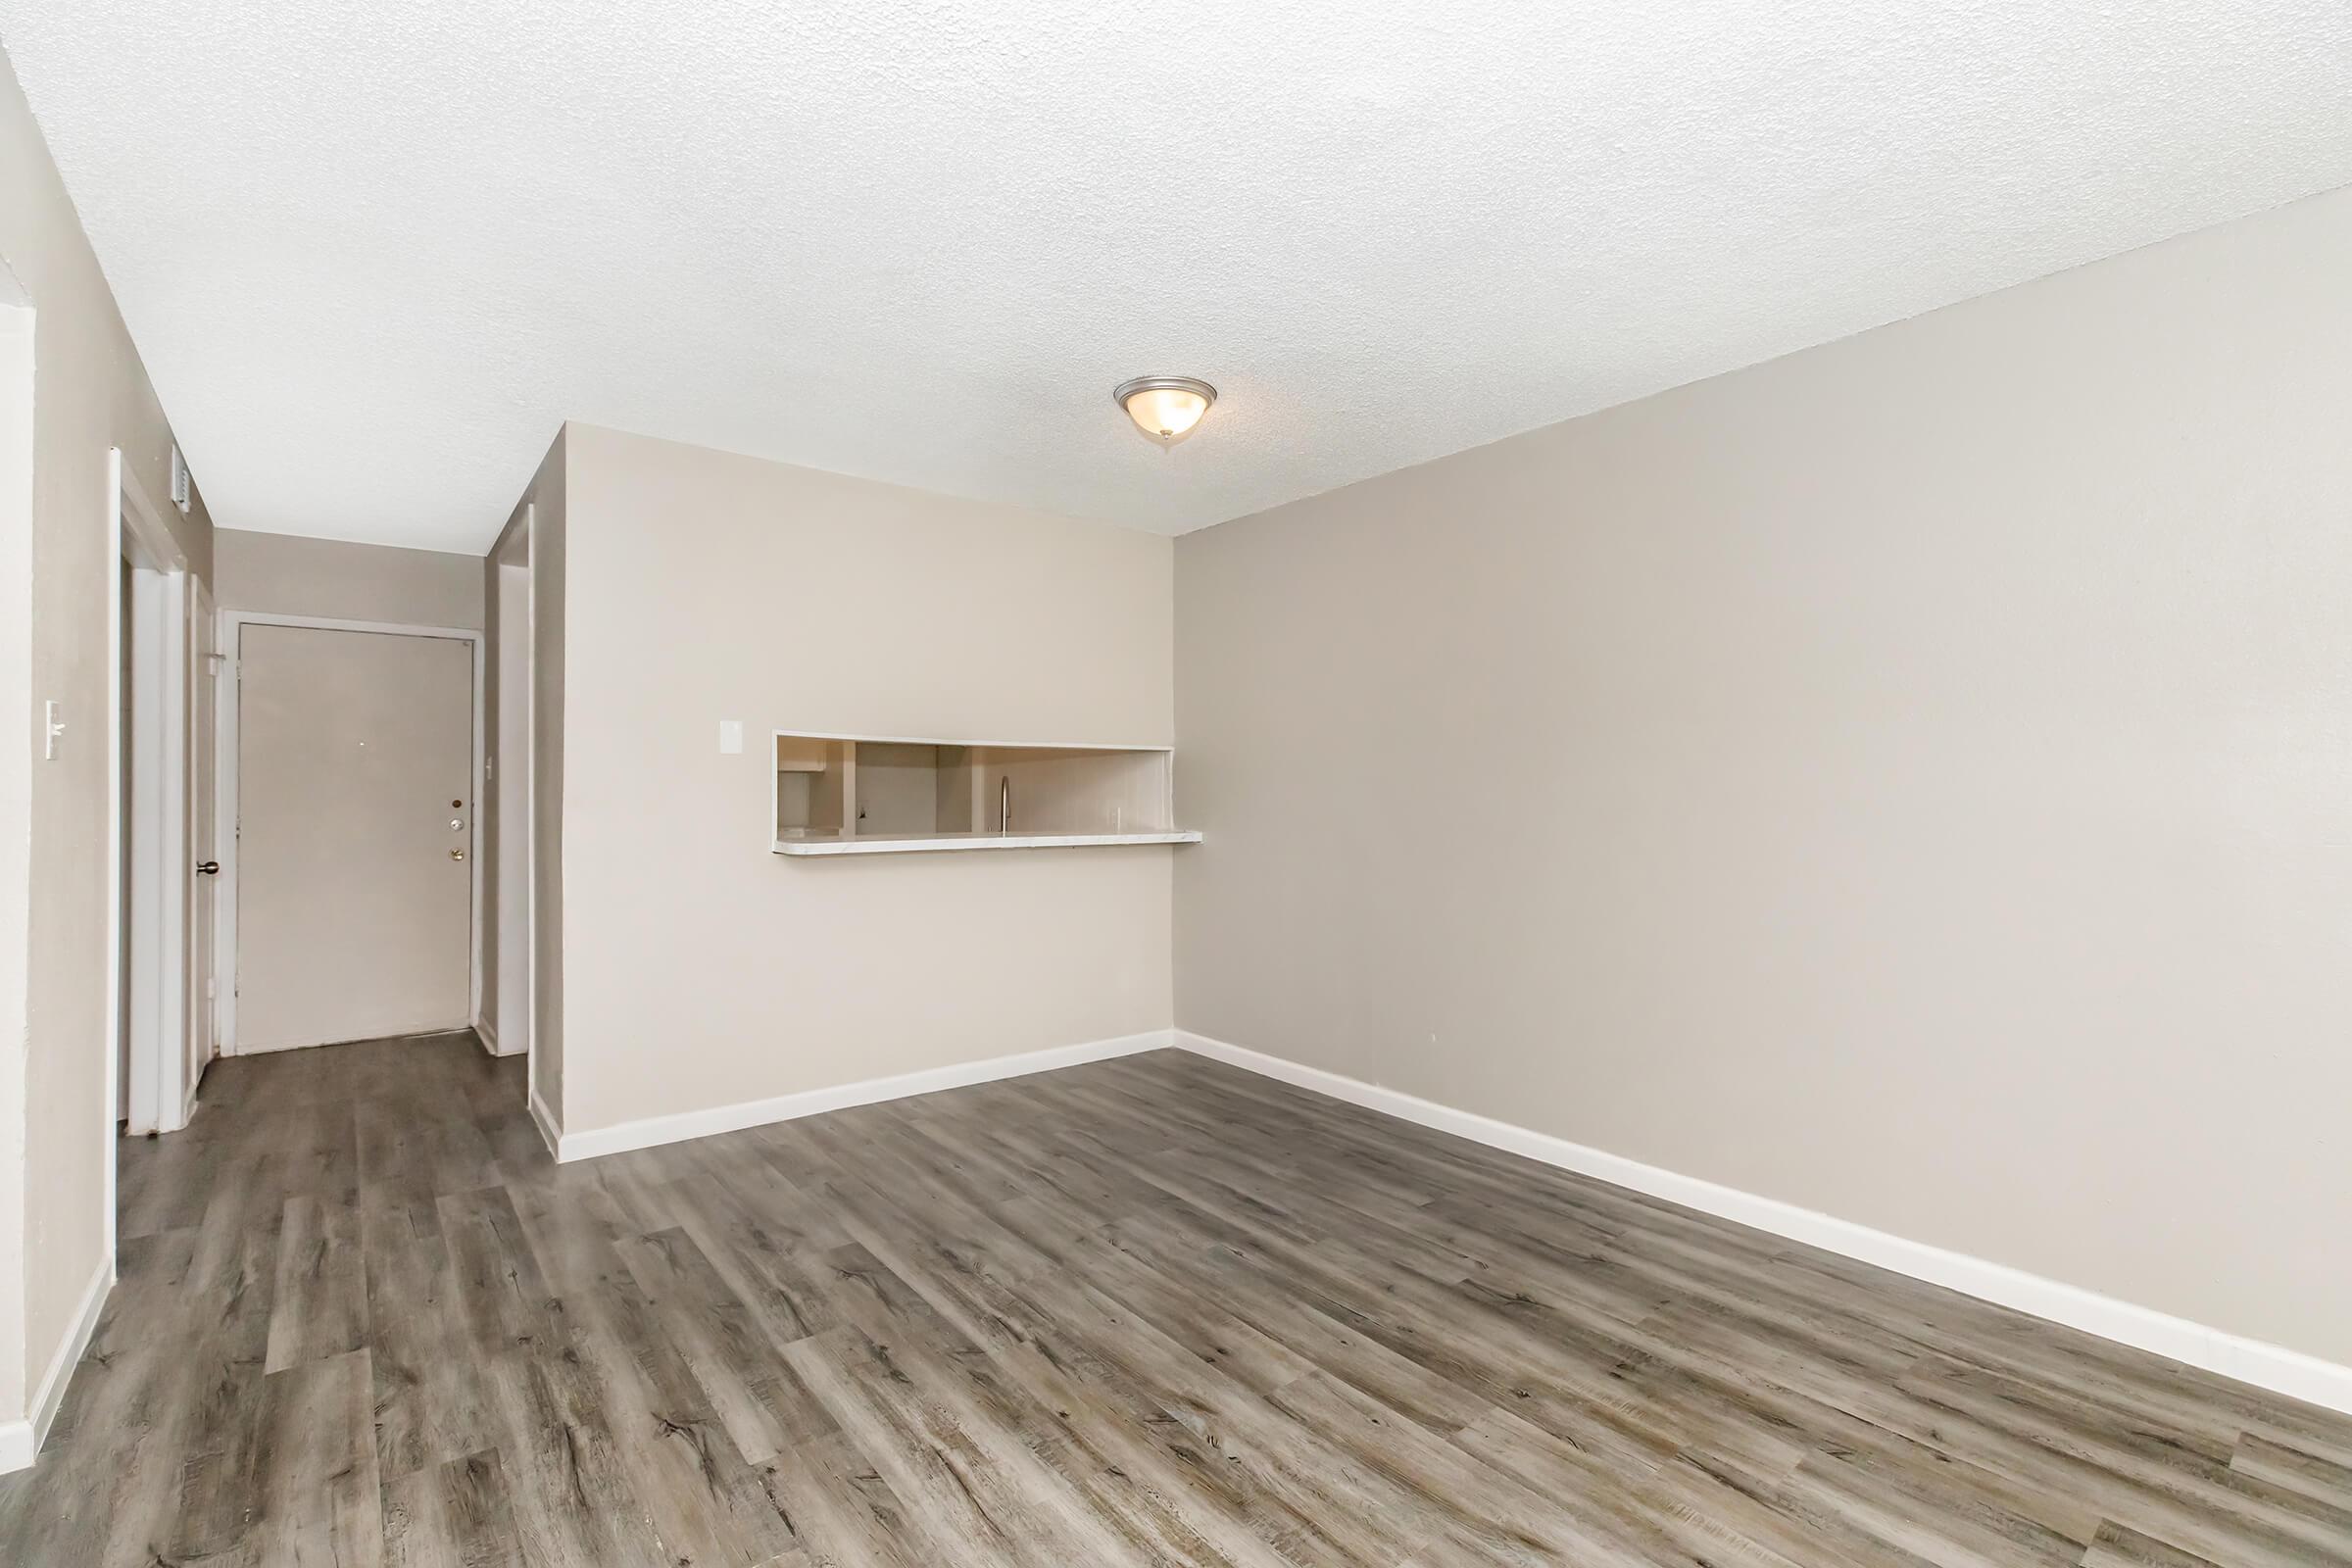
[1,3,2348,1564]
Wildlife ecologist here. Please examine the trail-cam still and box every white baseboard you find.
[0,1257,114,1474]
[1173,1029,2352,1419]
[467,1010,529,1062]
[527,1083,563,1160]
[555,1029,1174,1163]
[473,1017,524,1057]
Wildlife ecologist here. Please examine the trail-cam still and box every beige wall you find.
[214,528,483,628]
[1,47,213,1425]
[557,425,1172,1135]
[1175,185,2352,1367]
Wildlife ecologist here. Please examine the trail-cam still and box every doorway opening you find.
[109,450,207,1158]
[492,513,533,1062]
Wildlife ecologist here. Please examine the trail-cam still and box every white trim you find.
[493,559,532,1067]
[101,452,122,1278]
[122,565,196,1134]
[554,1029,1173,1163]
[519,512,540,1118]
[188,574,220,1088]
[128,570,190,1135]
[0,296,28,1452]
[209,598,234,1054]
[123,569,166,1133]
[527,1083,563,1160]
[1173,1030,2352,1419]
[216,612,485,1054]
[158,570,189,1129]
[774,830,1201,857]
[771,726,1171,752]
[217,612,479,640]
[0,303,27,1450]
[472,1016,500,1054]
[0,1255,111,1474]
[108,448,196,1282]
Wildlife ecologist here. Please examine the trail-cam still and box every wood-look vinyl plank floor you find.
[2,1031,2347,1566]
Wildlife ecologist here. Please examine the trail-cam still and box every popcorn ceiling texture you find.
[3,1,2349,551]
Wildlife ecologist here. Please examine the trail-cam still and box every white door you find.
[189,581,219,1087]
[235,623,473,1052]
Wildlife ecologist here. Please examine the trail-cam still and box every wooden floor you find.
[3,1036,2349,1566]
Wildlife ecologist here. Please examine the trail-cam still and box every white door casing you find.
[494,562,531,1057]
[113,451,195,1167]
[188,577,219,1101]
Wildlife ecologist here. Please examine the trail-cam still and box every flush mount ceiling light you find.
[1113,375,1217,447]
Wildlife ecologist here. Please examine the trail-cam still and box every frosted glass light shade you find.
[1113,376,1217,446]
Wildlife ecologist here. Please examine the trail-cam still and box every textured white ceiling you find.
[6,3,2350,551]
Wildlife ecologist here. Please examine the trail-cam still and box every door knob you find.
[195,860,220,875]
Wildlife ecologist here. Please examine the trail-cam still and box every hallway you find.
[0,1033,534,1561]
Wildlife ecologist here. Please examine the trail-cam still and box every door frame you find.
[215,612,486,1055]
[187,575,219,1094]
[108,450,194,1152]
[492,551,532,1059]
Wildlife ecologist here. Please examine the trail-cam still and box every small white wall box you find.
[170,446,192,513]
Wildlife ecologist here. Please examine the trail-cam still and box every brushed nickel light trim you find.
[1113,375,1218,446]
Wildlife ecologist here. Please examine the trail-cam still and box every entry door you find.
[235,623,473,1052]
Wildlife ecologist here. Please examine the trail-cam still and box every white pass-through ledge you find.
[774,830,1201,856]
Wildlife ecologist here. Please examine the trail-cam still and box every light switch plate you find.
[43,700,63,760]
[717,719,744,755]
